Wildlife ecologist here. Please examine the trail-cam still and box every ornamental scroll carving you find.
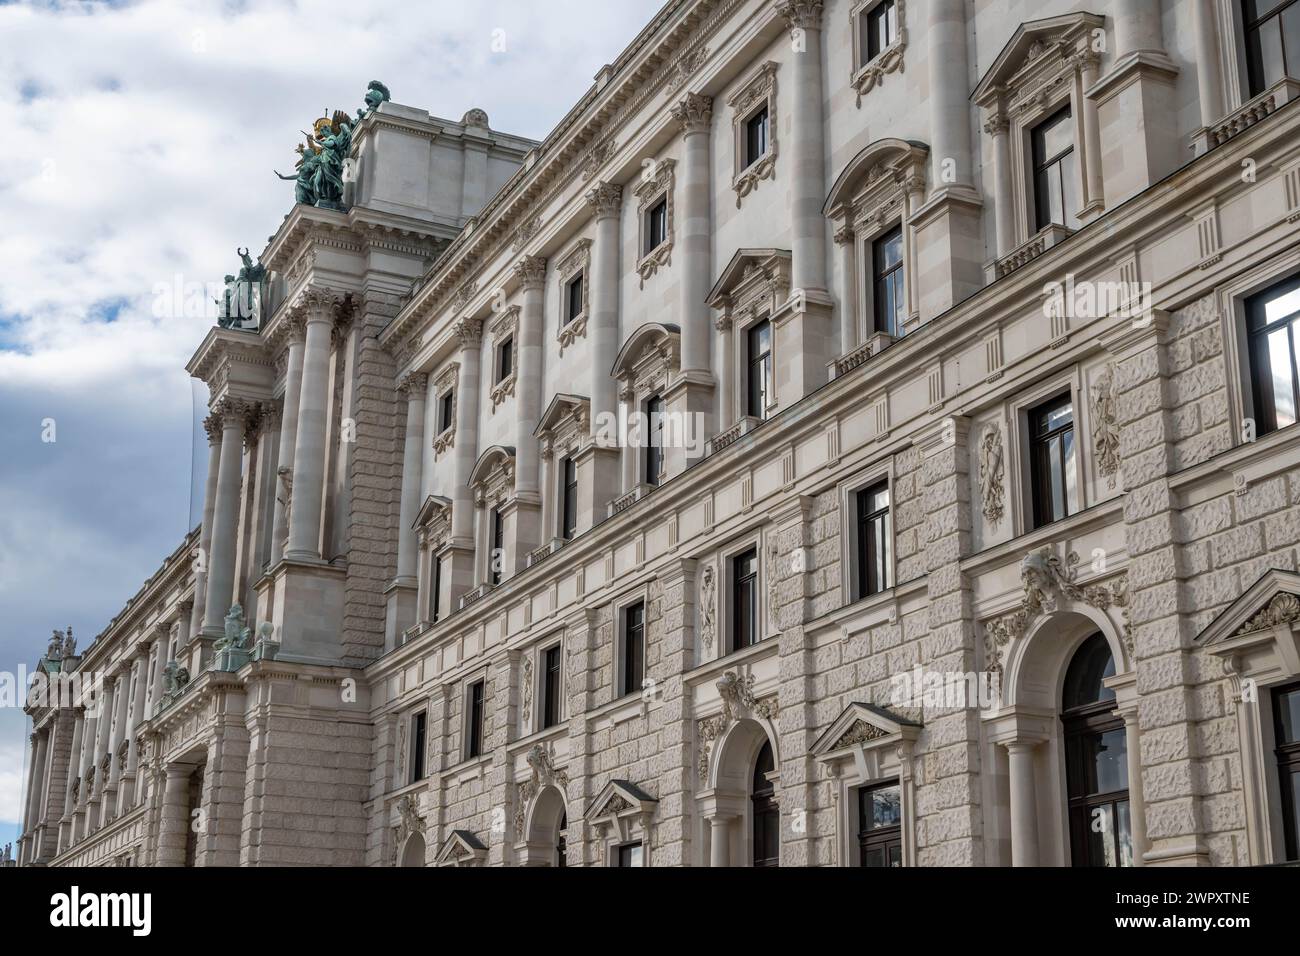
[514,741,570,839]
[851,0,907,107]
[1091,363,1121,489]
[982,547,1130,676]
[831,720,888,750]
[697,670,779,780]
[978,423,1005,526]
[1234,593,1300,636]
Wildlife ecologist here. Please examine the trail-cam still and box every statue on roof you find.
[62,626,75,658]
[216,247,267,329]
[46,629,64,661]
[356,80,391,121]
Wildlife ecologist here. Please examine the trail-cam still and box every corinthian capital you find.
[213,397,252,428]
[775,0,824,30]
[513,255,547,291]
[454,318,484,348]
[398,372,429,398]
[584,181,623,218]
[202,413,222,444]
[671,92,714,135]
[299,287,339,324]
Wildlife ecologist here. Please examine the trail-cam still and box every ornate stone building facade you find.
[17,0,1300,867]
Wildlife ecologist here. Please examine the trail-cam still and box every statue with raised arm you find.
[47,629,64,661]
[310,112,353,207]
[275,138,321,206]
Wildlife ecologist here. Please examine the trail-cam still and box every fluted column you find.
[514,257,548,496]
[672,93,714,374]
[272,315,306,561]
[777,0,828,295]
[584,182,623,430]
[925,0,974,196]
[985,111,1014,255]
[201,398,247,634]
[189,415,222,637]
[450,320,483,544]
[1005,741,1040,867]
[286,291,337,562]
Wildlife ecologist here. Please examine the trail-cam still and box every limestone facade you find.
[17,0,1300,867]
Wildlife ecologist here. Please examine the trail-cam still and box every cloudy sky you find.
[0,0,663,855]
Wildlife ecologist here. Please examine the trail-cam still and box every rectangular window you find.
[856,480,893,598]
[872,226,904,336]
[732,547,759,652]
[561,456,578,540]
[1247,273,1300,436]
[1029,394,1077,528]
[1244,0,1300,96]
[439,391,455,433]
[621,601,645,698]
[490,507,504,586]
[541,644,563,729]
[862,0,899,63]
[411,711,427,782]
[617,841,643,867]
[857,781,903,867]
[1273,682,1300,861]
[1031,106,1081,232]
[497,337,513,382]
[645,198,668,255]
[747,320,772,419]
[744,106,769,168]
[466,679,485,759]
[565,274,584,324]
[645,395,664,486]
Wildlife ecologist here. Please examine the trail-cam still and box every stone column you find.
[708,814,733,867]
[585,182,623,428]
[387,371,428,650]
[1077,50,1105,217]
[189,415,222,638]
[121,654,149,811]
[1119,707,1148,866]
[1113,0,1163,55]
[286,290,337,562]
[716,314,734,428]
[272,316,306,561]
[1191,0,1224,129]
[103,669,131,820]
[58,713,84,852]
[448,319,484,604]
[72,708,96,843]
[155,764,191,867]
[985,112,1014,257]
[778,0,828,296]
[833,225,857,356]
[21,731,48,862]
[926,0,974,191]
[149,627,169,712]
[1005,741,1040,867]
[673,93,714,374]
[514,257,547,495]
[201,398,247,636]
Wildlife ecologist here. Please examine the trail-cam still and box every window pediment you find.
[810,701,921,764]
[1197,569,1300,686]
[707,249,792,330]
[973,13,1105,115]
[469,445,517,507]
[435,829,487,867]
[587,778,658,823]
[534,392,590,456]
[414,495,453,550]
[611,322,681,402]
[824,138,928,231]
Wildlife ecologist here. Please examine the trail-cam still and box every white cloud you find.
[0,0,664,792]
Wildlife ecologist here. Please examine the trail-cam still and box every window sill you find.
[433,425,455,456]
[732,151,776,208]
[558,313,587,355]
[636,238,673,288]
[851,39,906,107]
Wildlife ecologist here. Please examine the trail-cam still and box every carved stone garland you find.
[851,0,908,107]
[978,423,1005,526]
[1091,363,1121,490]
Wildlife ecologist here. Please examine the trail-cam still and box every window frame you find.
[871,224,905,337]
[410,710,428,783]
[1245,271,1300,437]
[1030,104,1081,233]
[489,505,505,587]
[856,779,904,867]
[539,640,565,731]
[727,60,779,207]
[855,478,894,599]
[1027,392,1079,529]
[729,545,761,654]
[556,239,592,354]
[619,599,647,700]
[745,319,773,420]
[616,841,644,867]
[465,678,486,760]
[1271,680,1300,861]
[644,393,665,487]
[560,455,579,541]
[1243,0,1300,97]
[438,389,455,434]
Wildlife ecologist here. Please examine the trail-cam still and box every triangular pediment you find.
[435,829,487,866]
[972,13,1104,105]
[707,248,791,307]
[413,494,452,530]
[534,393,589,438]
[587,778,657,819]
[810,701,920,758]
[1195,569,1300,647]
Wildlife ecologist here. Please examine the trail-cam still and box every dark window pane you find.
[747,320,772,418]
[542,645,562,729]
[618,842,643,867]
[490,508,504,586]
[1030,394,1074,527]
[622,602,645,697]
[561,457,578,540]
[1032,107,1078,230]
[1062,633,1118,709]
[566,274,584,322]
[872,227,905,335]
[1277,686,1300,743]
[646,199,667,253]
[745,107,768,167]
[645,395,664,486]
[467,681,484,758]
[733,548,758,651]
[412,712,427,780]
[439,392,454,432]
[498,337,513,381]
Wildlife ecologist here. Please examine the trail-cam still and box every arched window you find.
[751,740,780,867]
[1061,633,1131,866]
[556,811,567,868]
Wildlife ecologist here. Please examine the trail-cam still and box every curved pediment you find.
[467,444,516,489]
[823,138,929,218]
[610,322,681,380]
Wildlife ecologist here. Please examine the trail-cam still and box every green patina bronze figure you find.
[275,83,390,208]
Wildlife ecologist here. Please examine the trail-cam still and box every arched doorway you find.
[751,740,779,867]
[1062,633,1132,866]
[522,785,568,867]
[400,832,426,867]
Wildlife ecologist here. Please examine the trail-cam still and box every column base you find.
[574,443,622,532]
[911,185,984,324]
[771,289,836,406]
[664,371,716,475]
[1089,51,1181,207]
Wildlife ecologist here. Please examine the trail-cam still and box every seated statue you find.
[162,660,190,696]
[215,604,252,655]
